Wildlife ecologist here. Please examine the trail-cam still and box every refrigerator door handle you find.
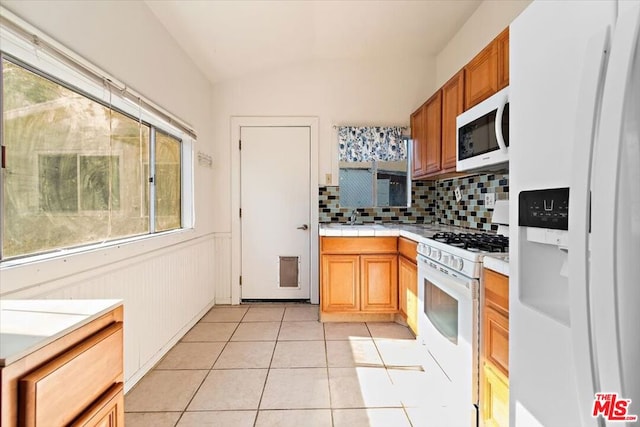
[494,90,509,153]
[590,5,640,421]
[568,25,611,427]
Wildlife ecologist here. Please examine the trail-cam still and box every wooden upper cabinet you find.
[441,70,464,171]
[424,91,442,175]
[464,27,510,110]
[409,26,509,181]
[496,27,510,90]
[465,41,498,110]
[410,104,428,178]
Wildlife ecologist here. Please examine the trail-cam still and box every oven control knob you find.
[452,257,464,270]
[431,249,441,260]
[422,245,431,257]
[442,254,450,265]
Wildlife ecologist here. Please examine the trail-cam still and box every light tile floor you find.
[125,304,461,427]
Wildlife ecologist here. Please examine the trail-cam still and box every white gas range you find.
[417,229,509,427]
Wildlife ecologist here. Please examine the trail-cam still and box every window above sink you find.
[337,126,411,208]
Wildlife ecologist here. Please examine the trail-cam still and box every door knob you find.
[297,224,309,230]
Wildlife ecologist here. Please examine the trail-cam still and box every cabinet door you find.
[496,27,509,91]
[70,383,124,427]
[465,42,498,110]
[322,254,360,312]
[441,70,464,170]
[398,255,418,334]
[481,363,509,427]
[360,254,398,312]
[411,104,428,178]
[483,305,509,377]
[424,91,442,175]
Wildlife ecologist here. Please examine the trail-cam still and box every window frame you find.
[338,139,413,208]
[0,34,194,263]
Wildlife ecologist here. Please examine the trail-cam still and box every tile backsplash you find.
[436,173,509,232]
[319,173,509,232]
[319,181,437,224]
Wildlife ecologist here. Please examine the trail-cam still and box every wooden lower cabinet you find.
[483,305,509,377]
[480,268,509,427]
[71,384,124,427]
[320,237,398,317]
[321,254,360,312]
[361,254,398,312]
[482,363,509,427]
[0,305,124,427]
[398,255,418,334]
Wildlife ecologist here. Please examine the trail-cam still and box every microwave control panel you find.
[518,187,569,230]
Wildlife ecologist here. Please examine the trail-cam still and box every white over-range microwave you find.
[456,86,509,172]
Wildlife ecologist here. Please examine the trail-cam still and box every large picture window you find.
[1,57,184,260]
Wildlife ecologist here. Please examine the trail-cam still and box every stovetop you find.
[417,231,510,279]
[430,232,509,253]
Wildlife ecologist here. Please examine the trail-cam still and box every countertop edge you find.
[0,299,123,367]
[483,256,510,277]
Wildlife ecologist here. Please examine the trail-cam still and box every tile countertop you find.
[0,299,122,367]
[483,255,510,277]
[319,223,469,241]
[320,223,510,276]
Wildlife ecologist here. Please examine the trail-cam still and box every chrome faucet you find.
[348,209,359,225]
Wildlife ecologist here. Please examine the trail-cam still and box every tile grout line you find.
[172,307,249,427]
[322,320,337,427]
[252,313,284,427]
[367,323,418,427]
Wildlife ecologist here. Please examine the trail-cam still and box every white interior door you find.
[240,126,311,300]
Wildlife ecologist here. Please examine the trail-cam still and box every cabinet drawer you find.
[484,269,509,314]
[70,383,124,427]
[321,237,397,254]
[398,237,418,262]
[20,322,123,426]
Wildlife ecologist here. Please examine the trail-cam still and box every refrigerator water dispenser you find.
[518,188,571,325]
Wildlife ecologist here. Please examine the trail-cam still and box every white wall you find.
[435,0,532,87]
[212,57,435,232]
[0,0,216,390]
[209,57,434,302]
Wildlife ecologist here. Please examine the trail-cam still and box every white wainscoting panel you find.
[213,233,233,304]
[1,235,216,391]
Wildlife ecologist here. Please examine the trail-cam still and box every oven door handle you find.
[418,256,476,300]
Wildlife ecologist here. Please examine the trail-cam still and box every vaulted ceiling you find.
[145,0,482,84]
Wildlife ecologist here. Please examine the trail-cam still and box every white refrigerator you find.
[510,1,639,426]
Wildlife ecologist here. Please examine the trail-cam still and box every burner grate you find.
[431,232,509,253]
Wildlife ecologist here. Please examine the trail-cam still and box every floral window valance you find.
[338,126,407,162]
